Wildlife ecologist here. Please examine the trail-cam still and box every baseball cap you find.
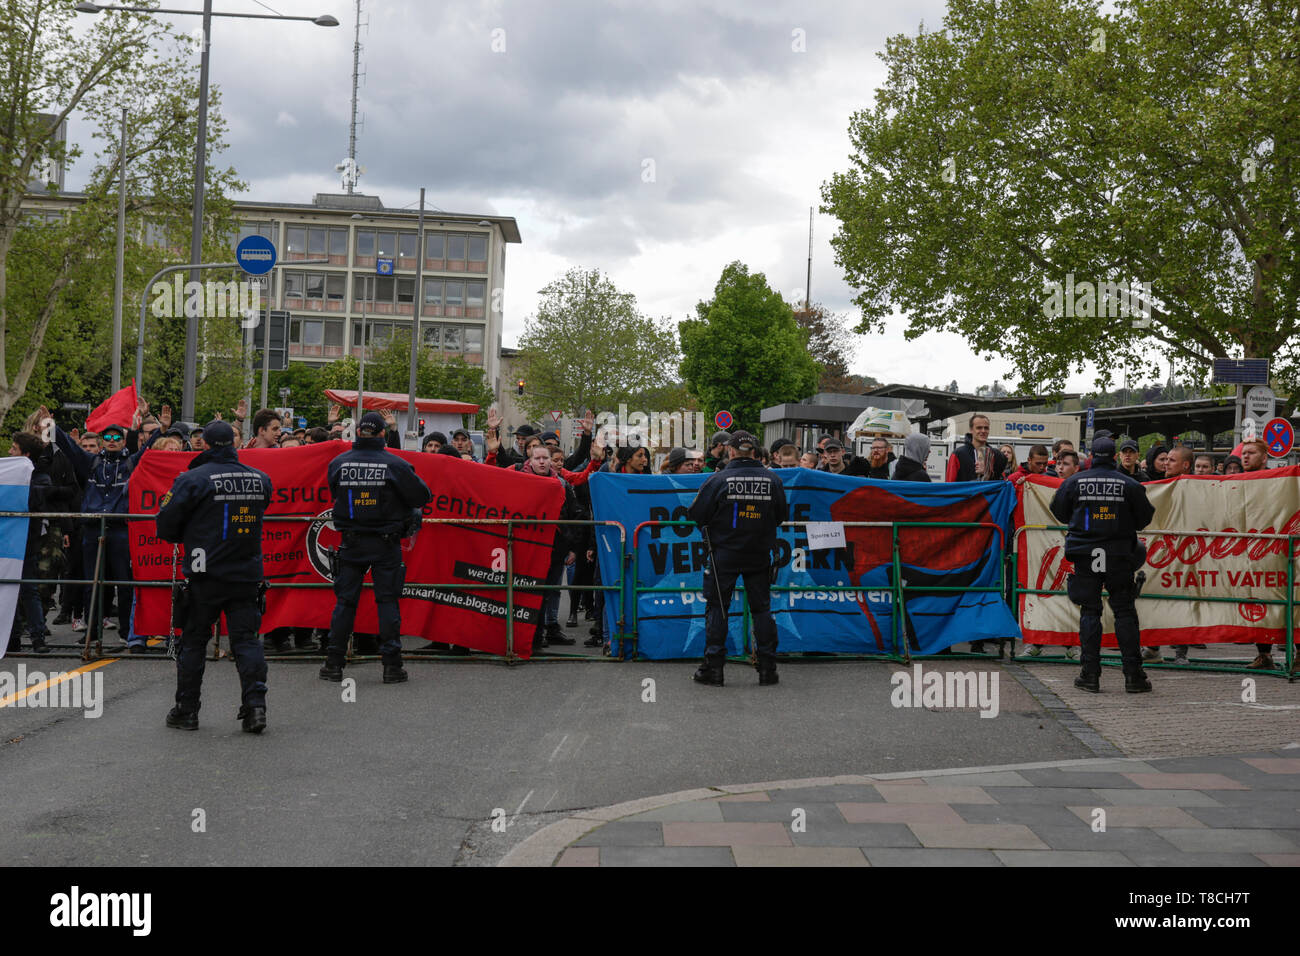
[1092,437,1117,457]
[452,428,470,440]
[709,430,730,449]
[822,437,844,451]
[99,422,128,437]
[728,431,757,451]
[203,420,235,447]
[515,424,537,438]
[1119,438,1139,452]
[540,430,559,444]
[663,447,688,470]
[770,437,795,455]
[358,411,387,435]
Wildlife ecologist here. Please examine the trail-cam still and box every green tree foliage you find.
[821,0,1300,394]
[793,302,862,393]
[318,333,494,427]
[515,267,681,420]
[679,262,820,433]
[2,0,244,428]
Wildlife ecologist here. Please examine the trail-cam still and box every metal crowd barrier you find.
[3,510,1295,679]
[627,519,1007,664]
[0,511,627,665]
[1011,524,1298,678]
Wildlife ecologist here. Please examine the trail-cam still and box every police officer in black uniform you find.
[319,412,431,684]
[687,431,788,686]
[1050,436,1156,694]
[156,420,273,733]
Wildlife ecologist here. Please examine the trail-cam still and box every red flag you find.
[87,380,139,433]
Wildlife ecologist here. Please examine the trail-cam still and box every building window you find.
[398,232,418,270]
[464,326,484,365]
[290,318,344,358]
[284,272,304,305]
[444,280,463,317]
[465,280,486,318]
[286,226,307,260]
[422,278,443,316]
[447,234,467,272]
[308,227,326,257]
[328,227,348,263]
[326,274,345,304]
[425,233,445,269]
[396,277,415,314]
[467,234,487,272]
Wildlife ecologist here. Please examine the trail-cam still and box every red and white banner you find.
[1016,467,1300,646]
[128,442,564,657]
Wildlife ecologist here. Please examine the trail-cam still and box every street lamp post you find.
[406,187,425,449]
[75,1,338,421]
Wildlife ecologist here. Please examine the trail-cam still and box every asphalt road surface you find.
[0,635,1100,866]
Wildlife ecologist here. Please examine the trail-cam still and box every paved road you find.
[1,636,1295,866]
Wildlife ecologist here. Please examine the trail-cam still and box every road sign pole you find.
[1234,385,1244,446]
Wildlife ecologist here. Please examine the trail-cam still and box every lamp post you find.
[406,187,426,449]
[75,1,338,421]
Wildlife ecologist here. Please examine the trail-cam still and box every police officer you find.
[687,431,788,686]
[155,420,273,733]
[319,412,431,684]
[1050,436,1156,694]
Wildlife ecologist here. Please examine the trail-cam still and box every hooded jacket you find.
[892,434,931,482]
[55,425,159,529]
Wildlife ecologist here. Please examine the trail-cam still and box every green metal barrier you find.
[0,511,628,665]
[629,518,1007,663]
[1011,524,1298,679]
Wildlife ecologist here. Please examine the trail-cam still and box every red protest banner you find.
[128,442,564,657]
[1015,466,1300,646]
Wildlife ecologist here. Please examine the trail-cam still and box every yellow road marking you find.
[0,636,167,709]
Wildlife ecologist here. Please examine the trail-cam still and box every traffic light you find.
[517,379,525,396]
[418,418,426,436]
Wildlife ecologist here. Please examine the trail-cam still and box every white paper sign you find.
[805,521,846,551]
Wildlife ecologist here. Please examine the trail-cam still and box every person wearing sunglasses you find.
[50,399,162,653]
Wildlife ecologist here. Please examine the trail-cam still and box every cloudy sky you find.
[66,0,1113,394]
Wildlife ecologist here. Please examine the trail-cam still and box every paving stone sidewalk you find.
[501,749,1300,867]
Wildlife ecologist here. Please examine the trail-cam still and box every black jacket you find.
[687,456,789,569]
[946,434,1008,482]
[1049,455,1155,560]
[155,445,273,582]
[892,456,930,482]
[327,435,432,536]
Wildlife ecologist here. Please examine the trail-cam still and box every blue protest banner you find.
[590,469,1019,659]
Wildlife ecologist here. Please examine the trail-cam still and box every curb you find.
[497,753,1182,867]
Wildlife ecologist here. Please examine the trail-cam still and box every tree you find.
[679,262,820,433]
[1,1,243,429]
[821,0,1300,394]
[514,268,681,420]
[318,333,494,428]
[793,302,861,393]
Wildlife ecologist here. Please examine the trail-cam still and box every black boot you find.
[566,608,579,628]
[692,664,724,687]
[1124,668,1152,693]
[239,706,267,734]
[166,706,199,731]
[31,636,50,655]
[1074,669,1100,693]
[382,662,408,684]
[318,660,344,681]
[757,666,779,686]
[546,622,575,646]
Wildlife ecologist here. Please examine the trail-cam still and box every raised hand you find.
[233,397,248,421]
[381,408,397,428]
[486,406,502,431]
[158,404,172,428]
[327,403,341,424]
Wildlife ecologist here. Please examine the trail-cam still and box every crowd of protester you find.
[3,398,1291,670]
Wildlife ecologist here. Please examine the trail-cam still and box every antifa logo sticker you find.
[159,491,172,509]
[1238,602,1266,623]
[306,509,341,581]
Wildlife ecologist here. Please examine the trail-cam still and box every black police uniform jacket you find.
[327,435,432,536]
[155,445,273,582]
[687,456,789,569]
[1049,455,1155,560]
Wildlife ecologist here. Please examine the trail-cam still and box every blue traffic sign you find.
[1086,405,1095,430]
[1263,417,1294,458]
[376,258,394,275]
[236,235,276,276]
[714,410,733,430]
